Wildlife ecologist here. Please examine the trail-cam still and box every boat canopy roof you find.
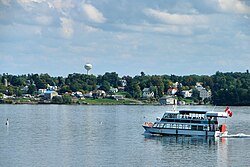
[206,111,227,118]
[179,110,207,114]
[165,110,228,118]
[164,111,179,114]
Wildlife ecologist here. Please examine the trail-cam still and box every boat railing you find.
[177,115,205,120]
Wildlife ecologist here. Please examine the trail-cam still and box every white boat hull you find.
[143,126,217,137]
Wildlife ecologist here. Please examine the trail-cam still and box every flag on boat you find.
[225,107,233,117]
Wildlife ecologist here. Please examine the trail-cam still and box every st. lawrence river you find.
[0,105,249,167]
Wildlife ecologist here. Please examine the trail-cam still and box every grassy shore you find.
[79,98,142,105]
[0,98,160,105]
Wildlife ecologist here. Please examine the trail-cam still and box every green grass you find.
[115,91,128,95]
[178,97,194,105]
[79,98,141,105]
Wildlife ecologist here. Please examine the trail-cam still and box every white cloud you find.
[115,33,129,40]
[1,0,11,6]
[49,0,75,16]
[60,17,74,38]
[16,0,75,15]
[218,0,250,14]
[82,3,106,23]
[16,0,46,11]
[117,23,193,36]
[144,8,207,25]
[36,15,53,25]
[83,24,99,32]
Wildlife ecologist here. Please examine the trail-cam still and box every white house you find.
[92,90,106,98]
[120,79,127,87]
[73,91,83,98]
[167,88,178,95]
[181,90,192,98]
[200,88,211,100]
[38,89,47,94]
[44,90,58,100]
[112,95,125,100]
[21,86,29,92]
[47,84,58,91]
[84,91,93,98]
[159,96,177,105]
[173,82,182,88]
[195,82,204,91]
[142,88,154,98]
[110,87,118,93]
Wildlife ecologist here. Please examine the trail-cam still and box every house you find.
[112,95,125,100]
[120,79,127,87]
[200,88,211,100]
[118,86,125,91]
[44,90,58,100]
[195,82,204,92]
[47,84,58,91]
[110,87,118,93]
[159,96,177,105]
[92,90,106,98]
[21,86,29,92]
[38,89,47,94]
[173,82,182,88]
[142,88,154,98]
[167,88,178,95]
[84,91,93,98]
[181,90,192,98]
[73,91,84,98]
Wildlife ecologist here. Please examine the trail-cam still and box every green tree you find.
[28,85,37,95]
[132,81,142,99]
[63,94,72,104]
[52,96,63,104]
[59,85,71,93]
[100,80,110,92]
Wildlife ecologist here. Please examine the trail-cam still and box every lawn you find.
[80,98,141,105]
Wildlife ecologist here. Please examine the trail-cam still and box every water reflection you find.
[143,134,230,166]
[144,134,220,146]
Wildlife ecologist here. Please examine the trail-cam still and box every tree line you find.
[0,71,250,105]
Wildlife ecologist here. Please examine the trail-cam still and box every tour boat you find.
[143,109,230,137]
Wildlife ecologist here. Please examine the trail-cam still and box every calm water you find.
[0,105,249,167]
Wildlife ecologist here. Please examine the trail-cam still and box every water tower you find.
[84,63,92,75]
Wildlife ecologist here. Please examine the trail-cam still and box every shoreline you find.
[0,100,214,106]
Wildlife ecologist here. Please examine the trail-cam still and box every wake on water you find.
[221,133,250,138]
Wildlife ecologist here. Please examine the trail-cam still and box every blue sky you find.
[0,0,250,77]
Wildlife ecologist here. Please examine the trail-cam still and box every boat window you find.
[172,124,177,128]
[167,124,171,128]
[179,124,183,129]
[197,126,203,131]
[191,125,197,130]
[181,120,191,123]
[163,124,167,128]
[159,124,164,128]
[164,114,178,118]
[183,125,191,130]
[153,124,158,128]
[191,120,201,124]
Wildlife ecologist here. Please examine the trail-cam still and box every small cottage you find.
[159,96,177,105]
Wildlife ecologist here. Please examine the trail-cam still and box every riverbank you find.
[0,98,160,105]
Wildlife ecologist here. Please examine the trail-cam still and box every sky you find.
[0,0,250,77]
